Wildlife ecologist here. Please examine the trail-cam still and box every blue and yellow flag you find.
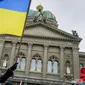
[0,0,31,36]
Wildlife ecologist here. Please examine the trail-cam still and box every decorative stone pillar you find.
[25,43,32,75]
[9,42,16,66]
[72,47,79,79]
[0,40,4,60]
[60,46,65,79]
[43,44,48,77]
[0,40,4,66]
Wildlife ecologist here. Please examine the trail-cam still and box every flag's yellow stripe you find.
[0,8,26,36]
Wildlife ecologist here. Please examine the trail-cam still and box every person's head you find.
[5,81,12,85]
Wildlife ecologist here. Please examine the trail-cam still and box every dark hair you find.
[5,81,12,85]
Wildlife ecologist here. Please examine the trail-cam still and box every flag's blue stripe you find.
[0,0,30,12]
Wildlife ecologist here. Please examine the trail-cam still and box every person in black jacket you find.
[0,63,17,83]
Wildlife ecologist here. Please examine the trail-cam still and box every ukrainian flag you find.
[0,0,31,36]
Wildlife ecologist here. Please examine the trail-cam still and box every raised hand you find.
[10,63,18,71]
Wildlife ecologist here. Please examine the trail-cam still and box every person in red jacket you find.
[76,67,85,85]
[0,63,17,83]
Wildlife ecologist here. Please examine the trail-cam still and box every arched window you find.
[47,60,52,73]
[37,59,42,72]
[30,53,42,72]
[47,55,59,74]
[20,57,26,70]
[16,52,26,70]
[17,57,21,70]
[53,61,58,73]
[30,59,36,71]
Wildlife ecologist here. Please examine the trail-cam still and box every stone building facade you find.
[0,5,85,85]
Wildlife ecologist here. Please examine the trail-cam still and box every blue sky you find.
[30,0,85,52]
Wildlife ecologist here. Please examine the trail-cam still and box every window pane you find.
[47,61,52,73]
[53,61,58,73]
[36,60,42,72]
[30,59,36,71]
[20,58,26,70]
[17,58,21,69]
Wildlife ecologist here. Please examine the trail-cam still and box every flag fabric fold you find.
[0,0,31,36]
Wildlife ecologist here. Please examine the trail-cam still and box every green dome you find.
[43,11,56,20]
[28,10,39,17]
[28,9,56,20]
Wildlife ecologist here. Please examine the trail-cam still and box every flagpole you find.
[16,0,32,62]
[20,81,22,85]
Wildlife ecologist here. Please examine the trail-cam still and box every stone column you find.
[25,43,32,75]
[43,44,48,77]
[9,42,16,66]
[0,40,4,59]
[72,47,79,79]
[0,40,4,66]
[60,46,65,79]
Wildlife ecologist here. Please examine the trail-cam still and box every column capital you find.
[44,44,49,50]
[28,43,33,48]
[12,41,17,44]
[0,39,5,45]
[44,44,49,47]
[28,42,33,45]
[72,47,79,51]
[60,46,65,49]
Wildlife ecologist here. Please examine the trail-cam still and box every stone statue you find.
[72,30,79,37]
[33,4,46,23]
[3,59,7,67]
[65,61,71,75]
[66,66,70,74]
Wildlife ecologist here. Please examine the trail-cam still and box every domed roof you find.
[28,9,56,20]
[28,10,39,17]
[43,11,56,20]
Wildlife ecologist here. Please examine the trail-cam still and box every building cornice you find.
[79,52,85,56]
[8,75,70,84]
[0,34,81,43]
[24,34,80,42]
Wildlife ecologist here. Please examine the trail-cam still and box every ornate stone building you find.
[0,5,85,85]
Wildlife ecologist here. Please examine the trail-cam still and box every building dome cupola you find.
[28,5,58,27]
[28,5,56,20]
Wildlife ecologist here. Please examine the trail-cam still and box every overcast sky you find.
[30,0,85,52]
